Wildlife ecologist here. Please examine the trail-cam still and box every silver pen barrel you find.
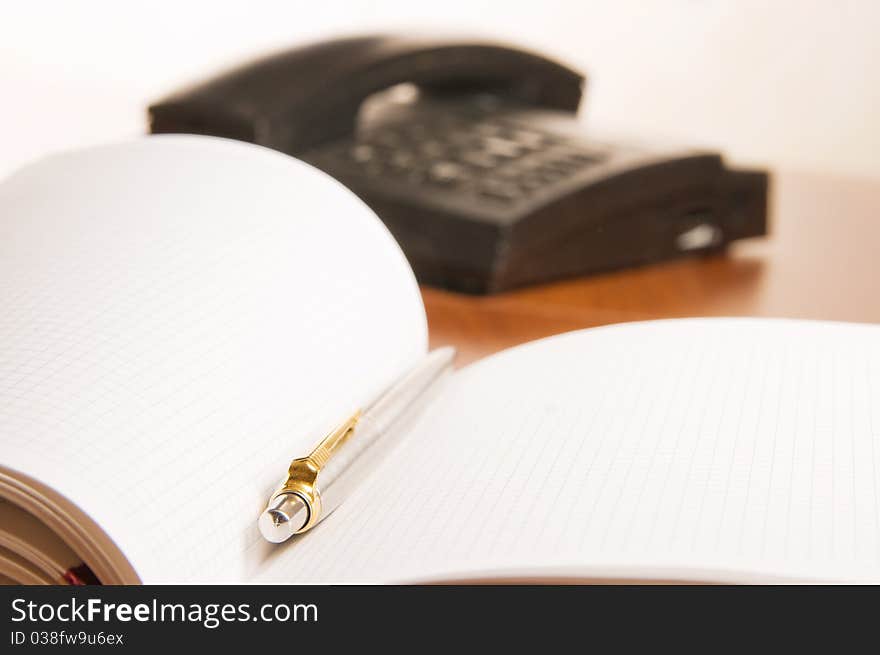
[317,347,455,518]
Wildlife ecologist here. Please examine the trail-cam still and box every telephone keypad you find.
[327,111,608,206]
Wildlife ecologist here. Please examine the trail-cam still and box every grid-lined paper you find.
[0,136,427,583]
[255,319,880,583]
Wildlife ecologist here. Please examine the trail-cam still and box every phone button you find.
[478,180,521,202]
[428,161,464,185]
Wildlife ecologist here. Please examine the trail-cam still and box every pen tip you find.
[259,493,309,543]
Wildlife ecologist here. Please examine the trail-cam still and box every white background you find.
[2,0,878,179]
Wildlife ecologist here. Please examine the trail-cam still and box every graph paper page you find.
[0,136,427,583]
[261,318,880,583]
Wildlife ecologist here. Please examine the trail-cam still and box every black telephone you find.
[149,35,767,294]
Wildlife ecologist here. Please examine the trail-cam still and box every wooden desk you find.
[423,171,880,364]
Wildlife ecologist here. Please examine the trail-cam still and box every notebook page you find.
[261,318,880,583]
[0,136,427,583]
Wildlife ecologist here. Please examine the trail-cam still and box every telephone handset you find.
[150,35,767,294]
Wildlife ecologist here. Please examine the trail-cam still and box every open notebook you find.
[2,136,879,584]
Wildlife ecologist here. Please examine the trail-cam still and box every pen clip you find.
[307,410,361,471]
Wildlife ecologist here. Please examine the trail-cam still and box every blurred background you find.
[2,0,878,180]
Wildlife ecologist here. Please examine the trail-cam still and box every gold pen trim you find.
[269,410,361,534]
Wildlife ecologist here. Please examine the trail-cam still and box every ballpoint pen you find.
[258,346,456,543]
